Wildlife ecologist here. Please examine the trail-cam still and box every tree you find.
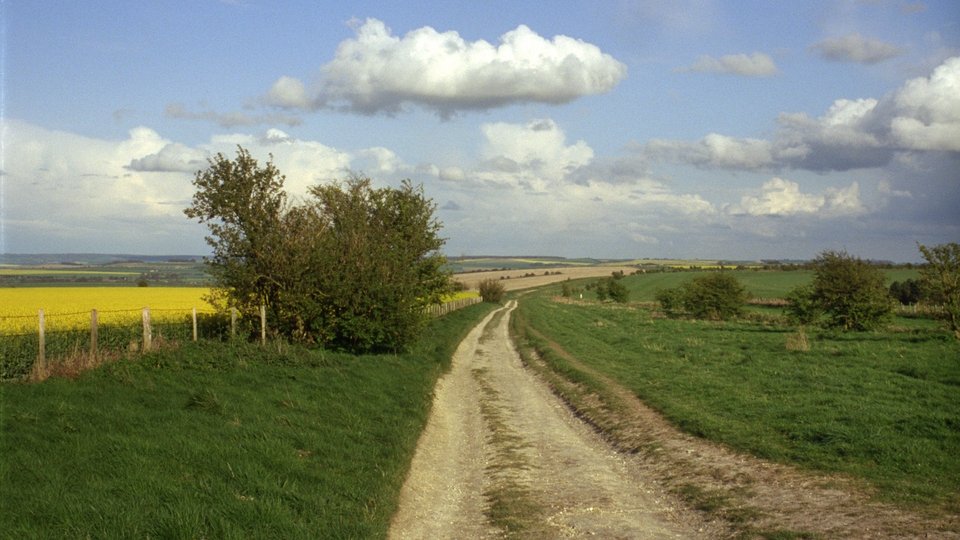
[918,242,960,338]
[185,148,450,352]
[809,250,893,331]
[605,277,629,303]
[305,177,449,351]
[184,148,290,319]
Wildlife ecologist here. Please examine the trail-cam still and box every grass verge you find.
[511,285,959,517]
[0,302,495,539]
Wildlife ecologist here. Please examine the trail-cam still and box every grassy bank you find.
[0,302,495,539]
[513,279,959,511]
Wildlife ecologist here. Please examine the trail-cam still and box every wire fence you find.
[1,297,483,382]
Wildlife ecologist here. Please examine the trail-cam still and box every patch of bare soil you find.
[389,302,715,539]
[518,323,960,539]
[454,266,637,293]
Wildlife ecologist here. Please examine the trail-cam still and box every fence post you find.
[37,309,46,373]
[231,308,238,339]
[260,305,266,344]
[90,309,99,360]
[142,307,152,352]
[192,307,198,342]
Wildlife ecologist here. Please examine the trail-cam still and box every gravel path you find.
[388,302,707,539]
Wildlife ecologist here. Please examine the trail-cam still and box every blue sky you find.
[3,0,958,261]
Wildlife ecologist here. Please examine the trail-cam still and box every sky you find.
[2,0,958,262]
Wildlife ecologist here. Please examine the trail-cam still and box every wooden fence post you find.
[192,307,198,342]
[90,309,99,360]
[142,307,152,352]
[231,308,237,339]
[37,309,46,373]
[260,305,266,344]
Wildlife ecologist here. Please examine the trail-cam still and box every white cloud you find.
[810,33,903,64]
[263,18,626,116]
[727,177,864,217]
[128,143,210,173]
[889,56,960,151]
[479,119,594,186]
[679,52,779,77]
[645,56,960,172]
[1,120,355,253]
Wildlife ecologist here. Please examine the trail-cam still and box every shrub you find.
[889,278,923,305]
[785,283,821,326]
[681,273,749,320]
[605,278,629,303]
[918,242,960,338]
[810,250,893,331]
[655,287,685,317]
[479,279,506,303]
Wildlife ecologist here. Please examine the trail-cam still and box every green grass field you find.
[610,268,920,301]
[0,302,496,538]
[514,274,959,511]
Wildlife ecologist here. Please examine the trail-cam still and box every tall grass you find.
[0,302,495,538]
[514,282,959,511]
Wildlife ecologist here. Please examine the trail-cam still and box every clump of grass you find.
[785,327,810,352]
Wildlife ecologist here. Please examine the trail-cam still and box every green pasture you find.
[0,302,496,538]
[579,268,921,301]
[514,279,959,511]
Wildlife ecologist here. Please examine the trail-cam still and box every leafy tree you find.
[479,278,506,303]
[185,148,450,352]
[184,148,290,319]
[681,273,749,320]
[918,242,960,338]
[809,250,893,331]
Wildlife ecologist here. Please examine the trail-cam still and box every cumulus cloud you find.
[644,56,960,172]
[1,120,357,253]
[263,18,626,116]
[128,143,209,173]
[679,52,779,77]
[727,178,864,217]
[810,33,903,64]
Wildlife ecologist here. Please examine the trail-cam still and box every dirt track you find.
[390,299,959,539]
[388,302,712,538]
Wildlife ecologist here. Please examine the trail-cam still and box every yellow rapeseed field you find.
[0,287,215,334]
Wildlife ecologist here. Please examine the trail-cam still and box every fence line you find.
[2,297,483,381]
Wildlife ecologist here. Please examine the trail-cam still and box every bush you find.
[889,278,923,305]
[785,283,821,326]
[605,278,629,303]
[810,250,893,331]
[681,273,749,320]
[918,242,960,338]
[479,279,506,303]
[655,287,685,317]
[655,273,747,320]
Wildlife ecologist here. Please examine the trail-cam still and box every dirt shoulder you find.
[514,319,960,539]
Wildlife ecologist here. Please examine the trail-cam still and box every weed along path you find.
[389,301,708,539]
